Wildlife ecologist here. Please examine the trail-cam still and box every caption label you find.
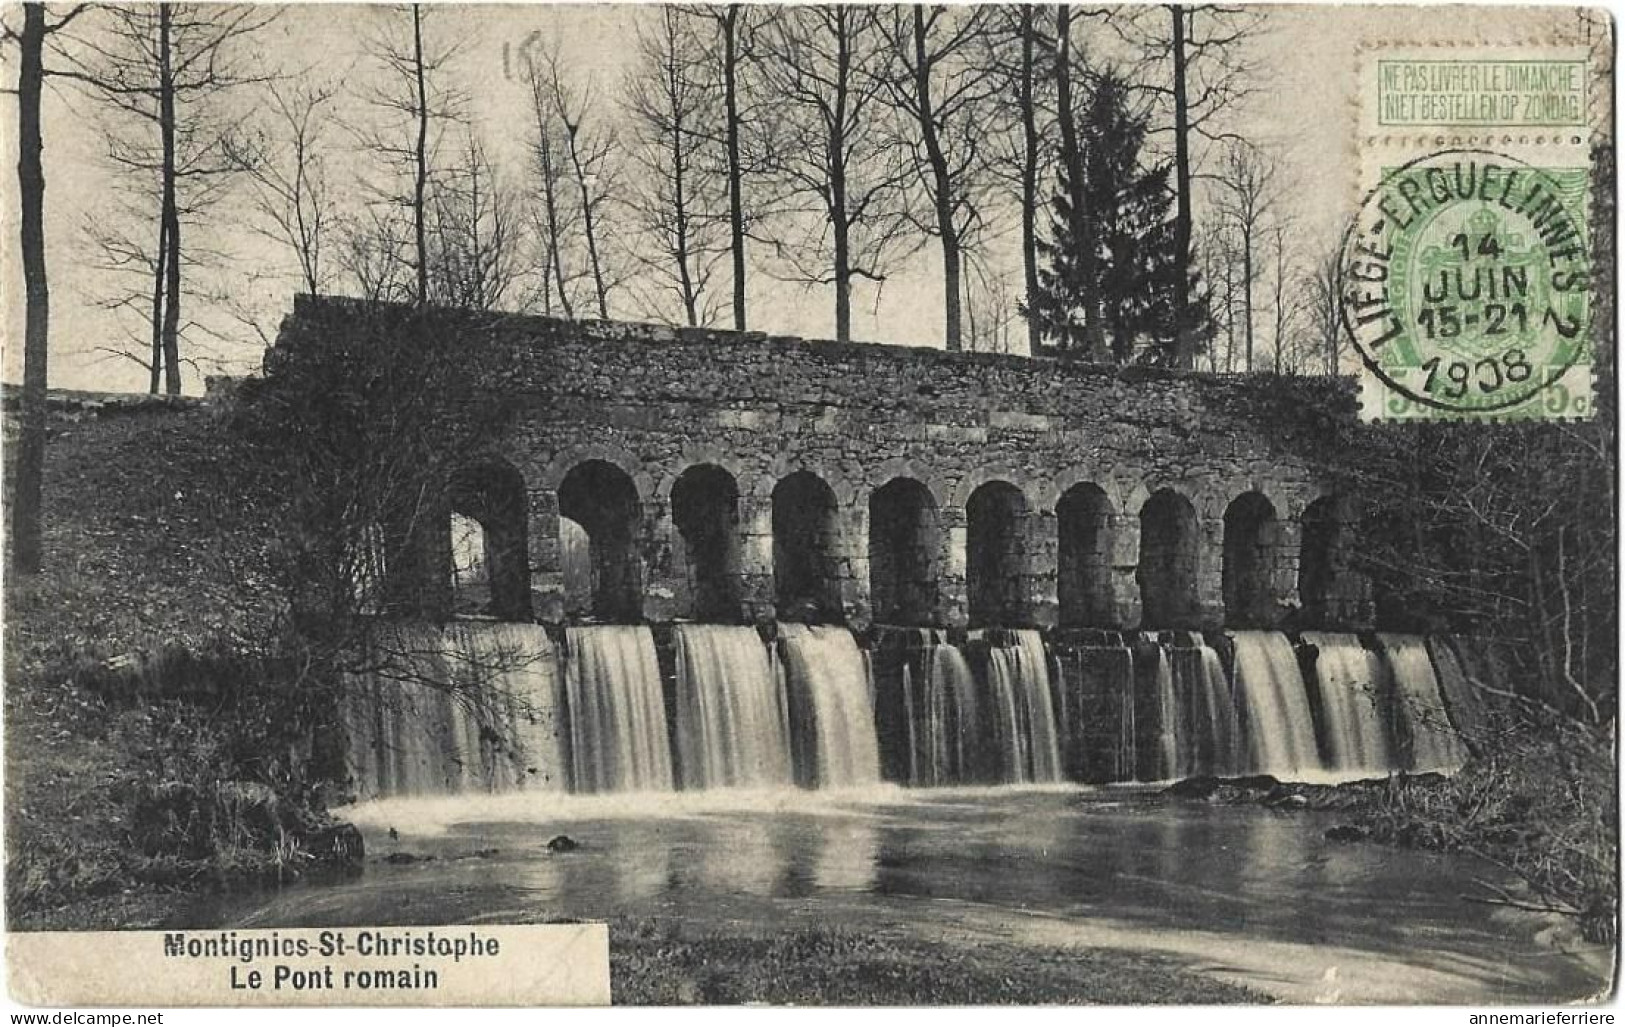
[9,925,610,1007]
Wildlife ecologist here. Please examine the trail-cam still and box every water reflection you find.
[190,789,1606,1003]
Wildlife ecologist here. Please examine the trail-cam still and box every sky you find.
[0,3,1605,394]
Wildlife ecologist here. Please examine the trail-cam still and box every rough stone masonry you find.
[268,295,1373,634]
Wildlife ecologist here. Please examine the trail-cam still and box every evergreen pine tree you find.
[1030,70,1207,363]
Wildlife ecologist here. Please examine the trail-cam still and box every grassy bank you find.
[608,917,1267,1004]
[4,401,340,928]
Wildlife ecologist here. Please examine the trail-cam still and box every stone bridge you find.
[270,296,1373,633]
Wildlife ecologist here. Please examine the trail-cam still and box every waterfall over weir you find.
[563,625,673,793]
[343,622,564,800]
[1230,631,1324,777]
[1301,632,1391,773]
[778,624,882,789]
[894,630,979,787]
[344,619,1479,799]
[672,624,793,789]
[1170,640,1241,780]
[1376,635,1471,773]
[974,629,1062,784]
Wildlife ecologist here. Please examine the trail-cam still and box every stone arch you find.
[1046,467,1132,517]
[772,470,842,622]
[759,453,860,508]
[557,459,643,621]
[866,457,950,509]
[446,459,532,621]
[966,479,1030,627]
[670,463,744,622]
[1057,481,1114,628]
[1299,494,1345,629]
[869,476,941,626]
[542,443,650,498]
[952,464,1044,512]
[1222,491,1282,628]
[654,446,749,503]
[1138,487,1200,628]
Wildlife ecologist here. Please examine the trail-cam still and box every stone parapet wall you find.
[270,295,1375,631]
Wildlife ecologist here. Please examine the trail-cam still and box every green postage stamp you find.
[1345,46,1601,421]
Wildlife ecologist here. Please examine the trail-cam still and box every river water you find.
[184,787,1609,1004]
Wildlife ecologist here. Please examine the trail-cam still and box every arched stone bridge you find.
[271,296,1372,633]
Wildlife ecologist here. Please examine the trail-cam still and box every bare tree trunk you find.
[1018,6,1040,355]
[832,170,852,342]
[912,7,961,352]
[526,66,573,319]
[159,4,182,395]
[13,2,48,574]
[1054,6,1105,360]
[1242,234,1254,371]
[1223,259,1236,372]
[568,128,609,319]
[149,218,166,394]
[831,20,852,343]
[413,5,430,305]
[723,4,747,331]
[1170,4,1195,369]
[1272,226,1288,374]
[670,84,698,326]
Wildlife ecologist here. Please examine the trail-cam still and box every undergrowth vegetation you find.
[1350,715,1616,945]
[4,404,355,928]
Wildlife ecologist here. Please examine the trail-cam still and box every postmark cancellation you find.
[1348,43,1604,422]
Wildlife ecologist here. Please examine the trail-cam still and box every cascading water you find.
[1172,640,1243,779]
[1301,632,1391,774]
[671,624,793,789]
[778,624,882,788]
[1376,634,1470,773]
[973,629,1062,784]
[563,625,674,792]
[893,629,980,787]
[1149,646,1179,781]
[344,622,564,799]
[342,613,1486,797]
[1229,631,1323,777]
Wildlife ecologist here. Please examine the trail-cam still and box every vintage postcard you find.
[1,1,1615,1014]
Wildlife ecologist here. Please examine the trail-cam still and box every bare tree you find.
[521,54,578,318]
[530,45,618,319]
[754,5,915,343]
[622,6,728,326]
[1306,243,1344,376]
[335,204,413,305]
[1266,216,1311,374]
[1196,217,1239,371]
[1212,139,1278,371]
[985,4,1058,355]
[60,3,274,393]
[5,2,90,573]
[963,257,1021,355]
[1115,4,1259,368]
[229,78,340,295]
[426,132,524,311]
[354,3,466,306]
[881,5,1000,352]
[683,3,765,331]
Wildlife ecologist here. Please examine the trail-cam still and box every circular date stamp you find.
[1340,148,1592,420]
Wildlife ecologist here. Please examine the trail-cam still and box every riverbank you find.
[1164,755,1618,948]
[608,916,1267,1004]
